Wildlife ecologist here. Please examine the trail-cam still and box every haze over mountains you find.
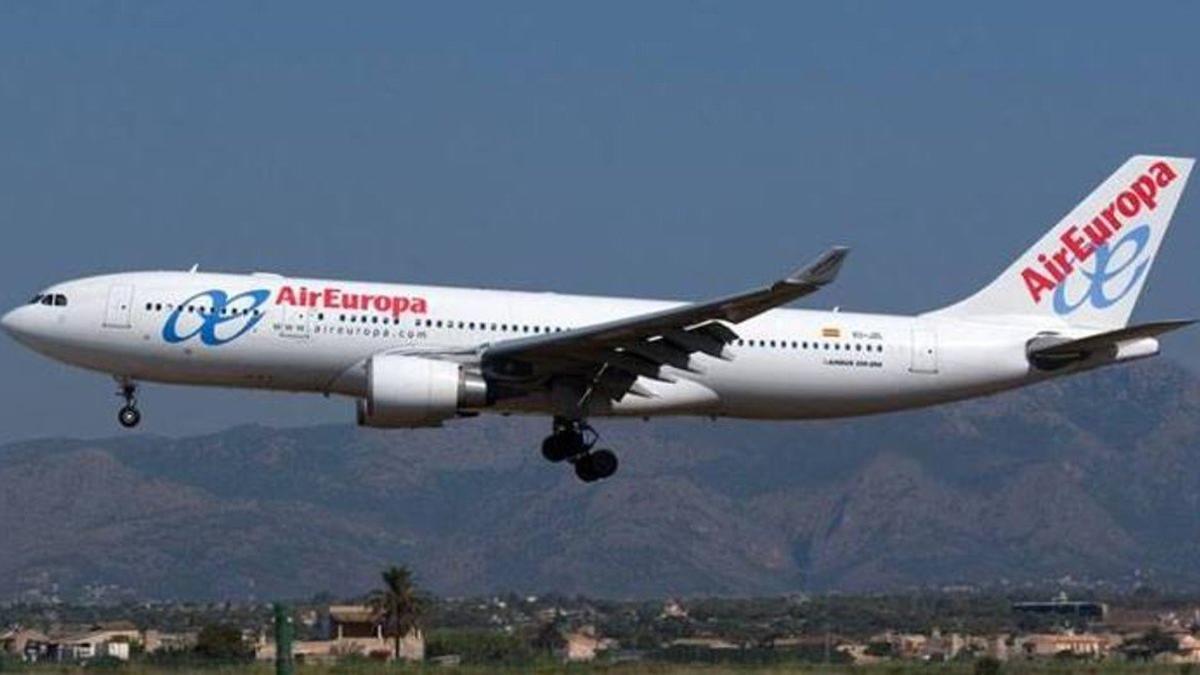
[1,360,1198,602]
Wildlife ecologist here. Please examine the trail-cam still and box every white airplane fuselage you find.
[1,269,1106,421]
[2,156,1193,467]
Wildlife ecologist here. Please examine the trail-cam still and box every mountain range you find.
[1,359,1198,601]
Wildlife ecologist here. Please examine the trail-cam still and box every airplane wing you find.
[481,247,850,404]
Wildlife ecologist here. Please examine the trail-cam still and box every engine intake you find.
[357,355,488,428]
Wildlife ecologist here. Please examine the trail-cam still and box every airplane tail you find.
[932,155,1194,329]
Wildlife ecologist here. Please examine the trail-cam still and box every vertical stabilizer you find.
[932,155,1193,329]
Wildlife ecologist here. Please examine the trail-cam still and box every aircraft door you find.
[103,284,134,329]
[909,325,939,374]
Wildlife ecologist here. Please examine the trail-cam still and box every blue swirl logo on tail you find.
[163,289,270,346]
[1053,225,1151,316]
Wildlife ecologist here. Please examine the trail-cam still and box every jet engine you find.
[356,354,488,428]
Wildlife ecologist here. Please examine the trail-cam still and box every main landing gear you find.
[116,381,141,429]
[541,416,619,483]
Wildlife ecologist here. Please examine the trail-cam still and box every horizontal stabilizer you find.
[1027,319,1195,368]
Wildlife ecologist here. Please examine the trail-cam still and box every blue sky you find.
[1,2,1198,440]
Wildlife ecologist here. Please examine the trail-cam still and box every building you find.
[557,625,616,662]
[258,604,424,663]
[1020,632,1110,659]
[921,630,965,661]
[562,630,601,662]
[1170,635,1200,664]
[659,600,688,620]
[666,637,741,651]
[142,630,198,653]
[0,628,51,662]
[1013,593,1107,622]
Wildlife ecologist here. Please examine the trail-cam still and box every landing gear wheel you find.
[574,449,618,483]
[118,405,141,429]
[589,449,618,479]
[115,380,141,429]
[541,431,584,463]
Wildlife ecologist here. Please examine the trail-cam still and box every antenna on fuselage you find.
[187,263,199,273]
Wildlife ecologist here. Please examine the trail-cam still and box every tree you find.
[367,565,429,661]
[974,656,1002,675]
[532,621,566,654]
[194,623,252,661]
[1123,627,1180,661]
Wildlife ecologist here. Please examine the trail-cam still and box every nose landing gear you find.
[541,416,618,482]
[116,381,141,429]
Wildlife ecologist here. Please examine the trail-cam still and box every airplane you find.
[1,155,1194,483]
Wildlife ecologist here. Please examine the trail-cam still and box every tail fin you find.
[932,155,1194,329]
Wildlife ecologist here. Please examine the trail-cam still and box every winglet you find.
[785,246,851,287]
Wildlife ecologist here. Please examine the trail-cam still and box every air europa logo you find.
[275,285,428,318]
[1052,224,1150,316]
[163,289,270,346]
[1021,161,1178,305]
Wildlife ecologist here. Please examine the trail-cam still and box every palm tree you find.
[367,565,428,661]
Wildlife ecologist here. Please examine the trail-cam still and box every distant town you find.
[4,571,1200,671]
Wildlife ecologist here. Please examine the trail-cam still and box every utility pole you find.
[274,603,294,675]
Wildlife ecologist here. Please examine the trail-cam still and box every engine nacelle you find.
[357,355,488,428]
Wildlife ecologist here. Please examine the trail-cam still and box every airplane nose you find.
[1,306,30,341]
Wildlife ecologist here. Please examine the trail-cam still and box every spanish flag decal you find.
[821,327,841,338]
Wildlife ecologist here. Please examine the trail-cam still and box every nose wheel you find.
[116,381,141,429]
[541,417,618,482]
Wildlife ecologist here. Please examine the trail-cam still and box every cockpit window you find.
[31,293,67,307]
